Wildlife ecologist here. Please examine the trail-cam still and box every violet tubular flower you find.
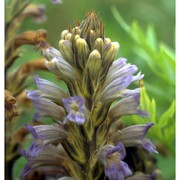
[62,96,86,125]
[20,12,160,180]
[99,143,132,180]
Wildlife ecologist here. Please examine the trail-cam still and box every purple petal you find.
[109,58,127,74]
[137,109,149,117]
[43,47,62,61]
[131,72,144,82]
[34,75,67,98]
[110,123,154,147]
[104,160,132,180]
[27,92,65,121]
[121,88,140,98]
[120,161,133,177]
[19,164,31,177]
[103,76,133,99]
[106,61,138,86]
[25,124,66,143]
[120,122,154,142]
[109,93,148,119]
[62,96,86,125]
[62,96,85,112]
[75,112,86,124]
[24,124,39,138]
[143,139,158,154]
[26,90,41,99]
[20,142,43,159]
[105,164,124,180]
[106,142,126,160]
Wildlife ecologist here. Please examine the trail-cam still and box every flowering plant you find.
[20,12,158,180]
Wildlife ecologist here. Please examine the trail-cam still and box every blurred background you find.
[5,0,175,179]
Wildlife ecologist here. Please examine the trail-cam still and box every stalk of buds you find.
[20,12,159,180]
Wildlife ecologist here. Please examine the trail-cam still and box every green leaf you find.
[158,100,175,127]
[140,82,150,111]
[150,98,156,122]
[146,25,157,51]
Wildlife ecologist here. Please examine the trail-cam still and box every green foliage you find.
[111,6,175,115]
[141,84,175,154]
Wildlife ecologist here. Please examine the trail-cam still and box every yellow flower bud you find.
[59,40,74,65]
[94,38,103,55]
[76,38,90,67]
[86,49,101,80]
[61,30,69,39]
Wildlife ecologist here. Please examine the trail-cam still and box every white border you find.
[1,0,5,179]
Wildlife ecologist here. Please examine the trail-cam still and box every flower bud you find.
[72,26,81,35]
[102,41,119,63]
[74,34,80,41]
[94,38,103,55]
[80,12,104,45]
[43,47,62,61]
[59,40,74,64]
[64,33,72,40]
[98,42,120,82]
[75,38,90,68]
[86,49,101,80]
[61,30,69,39]
[104,38,111,44]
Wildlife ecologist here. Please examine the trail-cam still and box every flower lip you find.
[62,96,86,125]
[24,124,39,139]
[143,139,158,154]
[99,143,132,180]
[106,142,126,159]
[144,122,154,134]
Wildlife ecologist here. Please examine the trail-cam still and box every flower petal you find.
[25,124,67,144]
[43,47,62,61]
[109,123,154,147]
[26,90,66,121]
[102,76,133,101]
[143,139,158,154]
[34,75,67,99]
[109,93,149,120]
[62,96,86,124]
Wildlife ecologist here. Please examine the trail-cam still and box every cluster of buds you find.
[20,12,158,180]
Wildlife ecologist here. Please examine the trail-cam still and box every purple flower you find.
[99,143,132,180]
[43,47,62,61]
[143,139,158,154]
[109,93,149,119]
[102,57,144,103]
[109,123,158,154]
[20,143,68,177]
[20,142,43,160]
[62,96,86,124]
[26,90,66,121]
[34,75,67,99]
[24,124,68,145]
